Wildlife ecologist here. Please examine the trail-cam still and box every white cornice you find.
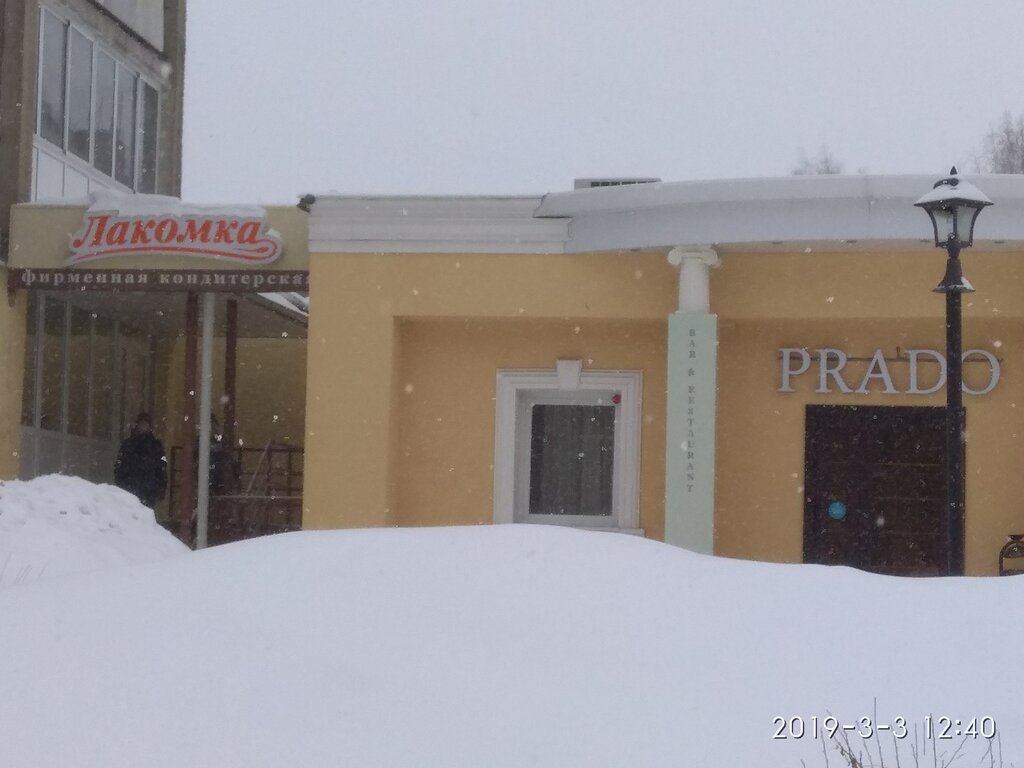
[310,196,569,254]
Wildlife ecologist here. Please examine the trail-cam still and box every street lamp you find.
[915,167,992,576]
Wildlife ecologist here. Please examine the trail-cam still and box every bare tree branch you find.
[793,145,844,175]
[977,112,1024,173]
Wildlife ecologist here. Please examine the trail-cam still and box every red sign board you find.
[67,209,283,265]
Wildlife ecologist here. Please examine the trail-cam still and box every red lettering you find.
[154,218,179,244]
[130,220,155,245]
[236,221,260,244]
[72,215,109,248]
[214,221,238,243]
[105,221,129,247]
[182,219,213,242]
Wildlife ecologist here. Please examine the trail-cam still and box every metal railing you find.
[168,442,303,546]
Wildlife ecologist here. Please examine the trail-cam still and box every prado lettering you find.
[779,347,1000,396]
[67,210,283,265]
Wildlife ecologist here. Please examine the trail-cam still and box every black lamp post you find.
[915,167,992,576]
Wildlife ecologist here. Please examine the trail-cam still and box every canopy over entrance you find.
[8,194,310,549]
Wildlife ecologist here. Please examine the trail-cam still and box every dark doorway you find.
[804,405,955,576]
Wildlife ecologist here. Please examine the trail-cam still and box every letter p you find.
[779,348,811,393]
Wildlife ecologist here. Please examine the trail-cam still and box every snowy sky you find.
[181,1,1024,204]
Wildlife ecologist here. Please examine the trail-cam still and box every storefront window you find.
[67,307,92,437]
[92,317,116,440]
[21,294,39,427]
[67,28,93,162]
[39,10,67,149]
[118,326,149,439]
[40,298,66,432]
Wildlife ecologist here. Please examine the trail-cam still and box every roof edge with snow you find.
[311,175,1024,255]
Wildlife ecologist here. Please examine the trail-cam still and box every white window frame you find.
[493,365,642,532]
[33,4,161,198]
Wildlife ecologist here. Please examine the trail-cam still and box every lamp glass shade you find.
[915,174,992,248]
[929,206,956,245]
[956,204,983,247]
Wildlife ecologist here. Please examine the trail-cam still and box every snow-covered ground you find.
[0,475,188,588]
[0,477,1020,766]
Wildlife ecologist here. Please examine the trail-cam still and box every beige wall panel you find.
[0,274,26,479]
[393,319,667,537]
[304,251,677,532]
[715,317,1024,576]
[714,249,1024,320]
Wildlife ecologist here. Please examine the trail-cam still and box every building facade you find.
[0,0,186,481]
[7,171,1024,575]
[302,175,1024,577]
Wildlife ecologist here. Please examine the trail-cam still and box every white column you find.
[667,247,720,312]
[665,247,720,554]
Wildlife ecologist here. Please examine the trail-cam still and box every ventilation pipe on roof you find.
[573,177,660,189]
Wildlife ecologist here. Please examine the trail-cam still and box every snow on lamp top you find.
[914,167,993,249]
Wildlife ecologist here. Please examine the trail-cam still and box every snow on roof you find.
[0,523,1020,765]
[85,190,269,219]
[533,174,1023,252]
[0,475,188,588]
[255,290,309,318]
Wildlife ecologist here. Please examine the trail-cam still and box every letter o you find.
[962,349,1000,396]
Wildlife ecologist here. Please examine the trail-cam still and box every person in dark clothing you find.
[114,413,168,508]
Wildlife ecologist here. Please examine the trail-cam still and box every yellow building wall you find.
[394,319,667,538]
[304,244,1024,575]
[304,251,678,530]
[0,272,27,479]
[713,249,1024,576]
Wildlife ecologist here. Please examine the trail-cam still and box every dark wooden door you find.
[804,405,952,576]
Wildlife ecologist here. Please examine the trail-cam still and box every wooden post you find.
[179,292,198,545]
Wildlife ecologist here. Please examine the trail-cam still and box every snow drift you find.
[0,474,188,588]
[0,523,1020,766]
